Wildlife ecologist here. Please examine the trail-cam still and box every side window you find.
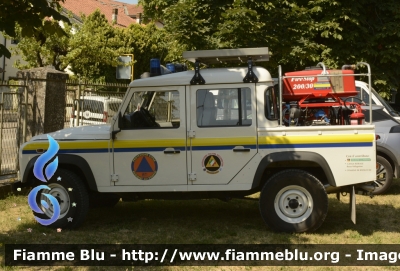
[121,90,180,129]
[265,85,279,120]
[197,88,252,127]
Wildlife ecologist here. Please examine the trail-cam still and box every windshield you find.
[370,87,399,117]
[357,85,399,118]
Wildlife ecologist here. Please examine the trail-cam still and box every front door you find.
[113,86,187,186]
[189,84,258,186]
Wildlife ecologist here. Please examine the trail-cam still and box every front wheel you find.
[259,169,328,233]
[31,169,89,229]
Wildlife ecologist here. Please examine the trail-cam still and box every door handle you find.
[164,148,181,154]
[232,146,251,152]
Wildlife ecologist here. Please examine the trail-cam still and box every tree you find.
[13,23,72,71]
[163,0,232,51]
[70,16,173,81]
[141,0,400,96]
[63,10,126,81]
[14,10,128,82]
[215,0,334,71]
[140,0,338,71]
[0,0,69,58]
[13,9,171,82]
[307,0,400,96]
[118,23,171,79]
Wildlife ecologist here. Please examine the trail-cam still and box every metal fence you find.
[0,80,24,175]
[65,80,128,128]
[0,79,129,176]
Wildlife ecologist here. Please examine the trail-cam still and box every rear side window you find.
[196,88,252,127]
[265,85,279,120]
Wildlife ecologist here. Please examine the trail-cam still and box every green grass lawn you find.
[1,181,400,271]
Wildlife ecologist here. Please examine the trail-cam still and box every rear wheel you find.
[259,169,328,233]
[372,155,393,195]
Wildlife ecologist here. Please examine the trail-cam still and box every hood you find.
[30,125,111,141]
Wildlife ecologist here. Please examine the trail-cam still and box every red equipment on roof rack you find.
[283,69,357,107]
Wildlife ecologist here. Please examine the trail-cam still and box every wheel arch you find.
[252,151,336,190]
[21,154,98,192]
[377,145,399,178]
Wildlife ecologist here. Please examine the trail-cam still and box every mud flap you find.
[350,186,356,224]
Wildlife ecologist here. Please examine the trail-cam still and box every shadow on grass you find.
[3,183,400,246]
[5,197,297,245]
[319,197,399,235]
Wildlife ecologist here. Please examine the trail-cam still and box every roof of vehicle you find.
[129,66,273,88]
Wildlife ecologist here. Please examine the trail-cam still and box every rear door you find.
[188,84,258,186]
[113,86,188,186]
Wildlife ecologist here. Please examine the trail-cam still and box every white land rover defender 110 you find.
[18,48,377,233]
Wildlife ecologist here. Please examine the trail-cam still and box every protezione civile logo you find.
[27,135,61,225]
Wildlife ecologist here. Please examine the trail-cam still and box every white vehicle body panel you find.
[20,66,376,193]
[188,83,258,186]
[257,126,376,187]
[112,86,188,186]
[20,125,112,188]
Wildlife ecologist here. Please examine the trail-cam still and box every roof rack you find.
[182,48,269,85]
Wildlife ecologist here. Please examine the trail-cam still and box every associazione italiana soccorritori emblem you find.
[27,135,60,225]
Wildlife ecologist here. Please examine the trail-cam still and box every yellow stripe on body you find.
[191,137,257,147]
[23,141,109,151]
[259,134,374,145]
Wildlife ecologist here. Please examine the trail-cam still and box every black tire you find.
[89,192,120,208]
[372,155,393,195]
[32,168,89,229]
[259,169,328,233]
